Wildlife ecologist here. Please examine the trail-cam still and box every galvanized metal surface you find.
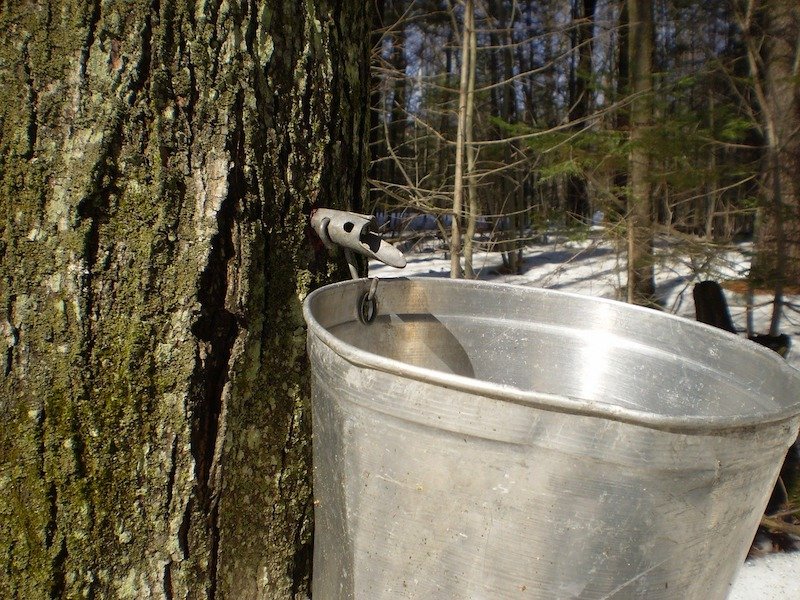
[303,278,800,599]
[310,208,407,270]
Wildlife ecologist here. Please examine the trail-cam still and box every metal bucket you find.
[303,278,800,599]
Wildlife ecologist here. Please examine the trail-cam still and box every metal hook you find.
[311,209,403,324]
[311,208,407,278]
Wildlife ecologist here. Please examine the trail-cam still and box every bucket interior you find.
[307,278,800,426]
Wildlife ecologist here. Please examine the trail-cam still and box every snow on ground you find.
[728,553,800,599]
[369,231,800,598]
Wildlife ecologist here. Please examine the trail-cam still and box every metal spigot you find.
[311,208,406,279]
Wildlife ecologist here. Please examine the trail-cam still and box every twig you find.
[760,516,800,537]
[770,507,800,519]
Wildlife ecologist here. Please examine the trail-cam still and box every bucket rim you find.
[303,277,800,435]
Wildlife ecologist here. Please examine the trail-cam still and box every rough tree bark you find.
[0,1,370,598]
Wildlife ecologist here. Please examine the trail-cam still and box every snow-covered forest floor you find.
[368,230,800,598]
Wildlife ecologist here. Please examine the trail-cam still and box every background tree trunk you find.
[626,0,656,305]
[565,0,596,222]
[450,0,474,279]
[0,1,370,598]
[489,0,524,275]
[385,0,408,190]
[369,0,388,206]
[745,0,800,331]
[462,1,478,279]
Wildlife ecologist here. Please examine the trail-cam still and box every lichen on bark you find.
[0,1,371,598]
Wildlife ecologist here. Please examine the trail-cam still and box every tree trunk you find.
[705,91,719,240]
[488,0,523,275]
[626,0,656,305]
[370,0,388,206]
[611,0,630,222]
[565,0,596,222]
[463,3,478,280]
[386,0,408,189]
[450,0,474,279]
[0,1,370,598]
[746,0,800,330]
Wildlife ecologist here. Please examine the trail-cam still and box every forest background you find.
[368,0,800,324]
